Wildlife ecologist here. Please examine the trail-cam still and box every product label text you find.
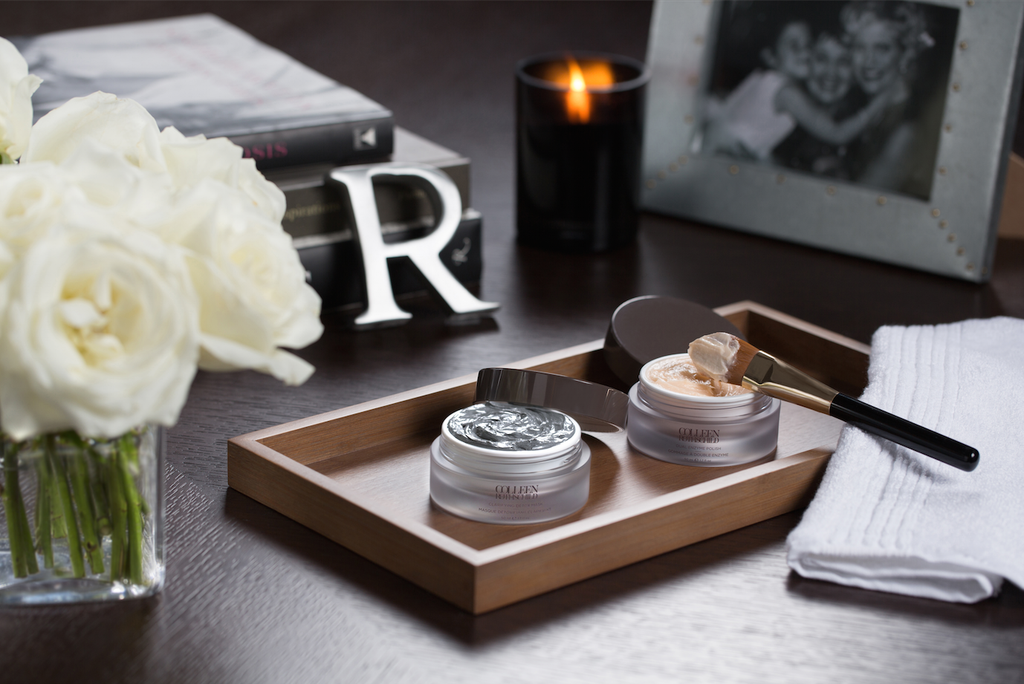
[677,428,721,444]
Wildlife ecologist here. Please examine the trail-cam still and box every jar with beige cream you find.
[627,353,781,466]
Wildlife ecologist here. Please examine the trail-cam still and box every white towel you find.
[786,316,1024,603]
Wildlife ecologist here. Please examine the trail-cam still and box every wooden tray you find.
[228,301,870,614]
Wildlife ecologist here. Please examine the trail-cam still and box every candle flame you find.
[538,56,617,124]
[570,63,587,93]
[566,57,590,123]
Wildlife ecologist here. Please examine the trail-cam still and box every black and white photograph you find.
[696,0,959,201]
[643,0,1023,281]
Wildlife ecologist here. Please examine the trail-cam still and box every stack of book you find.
[15,13,483,311]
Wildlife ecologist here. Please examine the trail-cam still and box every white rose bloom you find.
[22,92,166,172]
[159,127,286,223]
[0,206,200,440]
[0,37,42,163]
[0,161,83,268]
[58,137,175,222]
[158,181,321,385]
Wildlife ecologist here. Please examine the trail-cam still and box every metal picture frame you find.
[641,0,1024,282]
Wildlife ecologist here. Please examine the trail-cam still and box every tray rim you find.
[228,300,871,611]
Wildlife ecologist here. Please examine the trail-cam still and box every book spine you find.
[278,163,471,241]
[233,115,395,171]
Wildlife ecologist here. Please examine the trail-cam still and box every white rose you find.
[157,180,321,385]
[158,127,286,223]
[0,205,200,440]
[22,92,166,172]
[0,161,83,269]
[0,37,41,163]
[58,137,175,222]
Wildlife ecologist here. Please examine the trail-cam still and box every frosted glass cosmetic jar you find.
[430,402,591,524]
[627,354,781,467]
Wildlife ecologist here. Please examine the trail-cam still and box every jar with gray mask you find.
[429,402,591,524]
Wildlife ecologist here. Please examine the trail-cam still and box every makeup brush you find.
[688,333,980,472]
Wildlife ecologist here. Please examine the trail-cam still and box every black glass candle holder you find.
[516,52,649,253]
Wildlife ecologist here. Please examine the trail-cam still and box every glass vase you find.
[0,425,165,604]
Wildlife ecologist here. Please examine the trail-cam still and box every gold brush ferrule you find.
[741,352,839,414]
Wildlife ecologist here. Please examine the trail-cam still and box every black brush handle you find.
[830,394,979,472]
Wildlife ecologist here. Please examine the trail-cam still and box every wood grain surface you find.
[3,2,1024,683]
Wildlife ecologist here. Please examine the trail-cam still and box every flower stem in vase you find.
[3,443,38,577]
[117,434,145,585]
[106,446,127,582]
[68,446,104,574]
[33,455,54,568]
[48,458,67,541]
[45,435,85,578]
[86,449,112,538]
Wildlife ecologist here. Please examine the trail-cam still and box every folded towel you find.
[786,316,1024,603]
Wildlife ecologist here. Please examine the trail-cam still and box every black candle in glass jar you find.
[515,52,649,252]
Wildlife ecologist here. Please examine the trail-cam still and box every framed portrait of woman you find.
[642,0,1024,281]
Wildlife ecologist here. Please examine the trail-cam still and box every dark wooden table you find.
[4,3,1024,682]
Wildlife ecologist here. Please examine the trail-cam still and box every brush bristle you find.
[687,332,763,386]
[724,337,761,386]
